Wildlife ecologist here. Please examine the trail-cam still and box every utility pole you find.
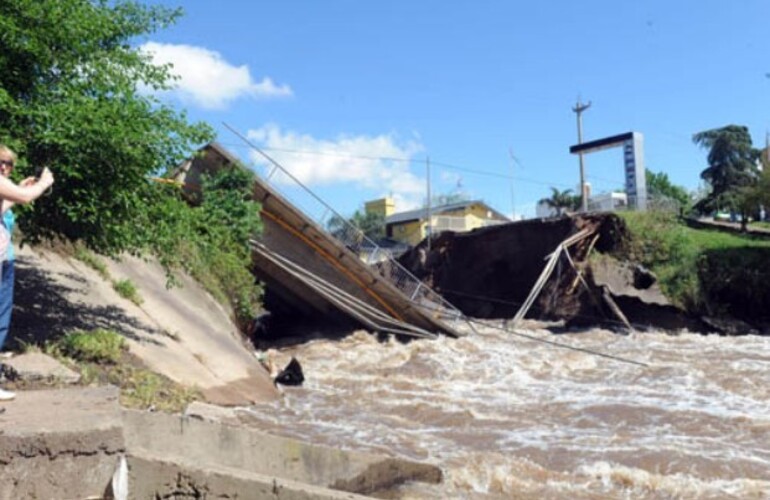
[426,156,431,251]
[572,98,591,212]
[508,147,516,220]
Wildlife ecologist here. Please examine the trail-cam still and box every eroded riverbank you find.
[245,322,770,499]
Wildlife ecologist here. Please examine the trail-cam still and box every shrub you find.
[112,279,143,305]
[58,329,126,364]
[618,210,770,314]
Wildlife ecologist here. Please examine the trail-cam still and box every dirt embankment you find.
[399,214,708,332]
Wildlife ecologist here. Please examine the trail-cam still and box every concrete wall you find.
[123,409,442,496]
[0,387,442,499]
[129,456,371,500]
[0,386,124,500]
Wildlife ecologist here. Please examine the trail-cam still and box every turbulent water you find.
[244,322,770,499]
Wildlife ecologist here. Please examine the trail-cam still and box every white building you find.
[536,190,628,218]
[588,192,627,212]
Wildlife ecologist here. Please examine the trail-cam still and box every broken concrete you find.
[0,352,81,384]
[128,455,372,500]
[590,255,711,331]
[124,408,442,496]
[0,386,443,499]
[0,386,124,500]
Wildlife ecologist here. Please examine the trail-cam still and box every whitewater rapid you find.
[244,322,770,499]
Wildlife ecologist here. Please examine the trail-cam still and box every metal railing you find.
[224,124,466,327]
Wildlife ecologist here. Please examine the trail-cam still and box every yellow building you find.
[366,197,510,246]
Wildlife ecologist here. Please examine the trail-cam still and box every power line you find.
[466,317,649,368]
[217,140,575,190]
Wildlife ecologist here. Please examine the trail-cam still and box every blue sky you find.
[142,0,770,219]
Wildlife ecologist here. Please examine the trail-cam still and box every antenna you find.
[508,147,521,220]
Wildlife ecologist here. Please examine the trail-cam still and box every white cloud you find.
[247,124,425,208]
[140,42,292,109]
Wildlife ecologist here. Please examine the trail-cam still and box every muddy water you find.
[245,322,770,499]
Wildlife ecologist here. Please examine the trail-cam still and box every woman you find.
[0,145,54,401]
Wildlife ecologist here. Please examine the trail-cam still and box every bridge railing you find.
[226,126,466,327]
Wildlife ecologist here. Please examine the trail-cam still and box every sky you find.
[141,0,770,219]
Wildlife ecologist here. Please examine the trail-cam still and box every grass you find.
[74,245,145,306]
[54,328,127,364]
[74,245,110,281]
[112,278,144,305]
[19,328,201,412]
[618,210,770,313]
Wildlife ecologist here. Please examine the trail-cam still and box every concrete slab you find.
[0,386,124,500]
[0,387,443,499]
[123,408,442,496]
[1,352,81,384]
[130,455,371,500]
[13,245,278,405]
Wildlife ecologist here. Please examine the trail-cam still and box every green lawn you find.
[617,211,770,313]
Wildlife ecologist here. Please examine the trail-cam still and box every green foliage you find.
[619,210,701,309]
[113,366,185,410]
[43,327,198,411]
[57,329,126,364]
[132,167,263,327]
[645,169,691,213]
[692,125,760,225]
[539,187,578,216]
[112,278,143,305]
[0,0,213,254]
[198,167,263,248]
[619,211,770,313]
[74,245,110,280]
[352,210,385,240]
[698,248,770,319]
[327,209,385,241]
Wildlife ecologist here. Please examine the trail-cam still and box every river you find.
[244,321,770,499]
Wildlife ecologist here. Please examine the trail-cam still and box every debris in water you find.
[274,357,304,386]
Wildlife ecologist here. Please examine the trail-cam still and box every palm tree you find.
[539,187,577,216]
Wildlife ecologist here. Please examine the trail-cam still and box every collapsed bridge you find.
[172,140,466,339]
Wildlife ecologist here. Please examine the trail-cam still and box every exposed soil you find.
[398,213,708,332]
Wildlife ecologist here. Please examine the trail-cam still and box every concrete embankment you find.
[0,386,441,499]
[12,245,278,405]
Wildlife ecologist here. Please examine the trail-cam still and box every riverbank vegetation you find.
[19,329,199,411]
[618,210,770,322]
[0,0,262,327]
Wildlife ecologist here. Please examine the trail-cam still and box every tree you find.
[692,125,760,229]
[131,166,263,326]
[350,210,385,240]
[0,0,212,254]
[539,187,578,216]
[645,169,691,213]
[326,209,385,243]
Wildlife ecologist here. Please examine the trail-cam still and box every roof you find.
[386,200,509,225]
